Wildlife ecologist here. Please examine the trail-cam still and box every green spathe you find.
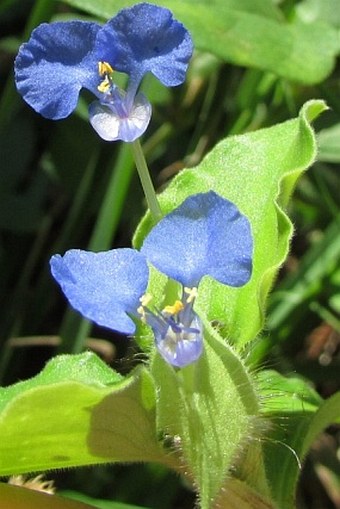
[151,323,261,509]
[135,100,328,349]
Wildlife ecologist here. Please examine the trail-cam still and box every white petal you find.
[89,93,152,142]
[89,101,120,141]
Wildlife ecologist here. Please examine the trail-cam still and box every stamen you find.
[137,293,153,321]
[140,293,152,307]
[137,305,146,321]
[97,61,115,94]
[184,287,198,304]
[98,61,114,77]
[136,288,203,367]
[97,76,111,93]
[163,300,184,315]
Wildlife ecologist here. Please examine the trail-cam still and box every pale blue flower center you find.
[138,287,203,367]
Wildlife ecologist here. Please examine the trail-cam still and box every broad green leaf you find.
[151,322,262,509]
[135,100,327,348]
[301,392,340,454]
[0,482,98,509]
[261,389,340,509]
[60,0,338,84]
[296,0,340,28]
[256,371,339,509]
[256,370,323,416]
[228,371,325,505]
[212,479,275,509]
[60,0,282,21]
[317,123,340,162]
[62,491,149,509]
[0,352,170,475]
[0,351,122,412]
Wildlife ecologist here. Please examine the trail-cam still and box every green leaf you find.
[59,0,284,22]
[0,351,122,412]
[151,322,261,509]
[317,123,340,162]
[62,491,149,509]
[257,371,340,508]
[60,0,338,84]
[0,352,170,475]
[0,482,99,509]
[296,0,340,29]
[301,392,340,454]
[135,100,327,348]
[212,479,275,509]
[256,370,323,416]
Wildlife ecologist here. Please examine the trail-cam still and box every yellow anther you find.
[97,61,114,93]
[163,300,184,315]
[184,287,198,304]
[137,294,153,322]
[137,305,146,321]
[98,61,114,77]
[97,77,111,93]
[140,293,152,307]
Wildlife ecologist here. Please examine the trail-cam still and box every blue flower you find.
[14,3,193,142]
[50,192,253,367]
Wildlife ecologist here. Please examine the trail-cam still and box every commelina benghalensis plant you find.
[1,3,336,509]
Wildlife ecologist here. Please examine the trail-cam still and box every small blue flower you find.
[14,3,193,142]
[50,192,253,367]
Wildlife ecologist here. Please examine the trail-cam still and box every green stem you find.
[131,139,163,221]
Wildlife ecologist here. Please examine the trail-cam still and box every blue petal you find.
[141,191,253,288]
[15,21,101,119]
[89,92,152,142]
[50,249,149,334]
[95,3,193,87]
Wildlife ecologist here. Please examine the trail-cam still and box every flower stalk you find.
[132,139,163,221]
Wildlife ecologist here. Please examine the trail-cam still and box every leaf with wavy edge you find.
[0,352,172,475]
[256,370,339,508]
[135,100,328,348]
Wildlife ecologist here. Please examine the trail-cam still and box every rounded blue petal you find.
[141,191,253,288]
[50,249,149,334]
[95,3,193,86]
[89,92,152,142]
[15,21,101,119]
